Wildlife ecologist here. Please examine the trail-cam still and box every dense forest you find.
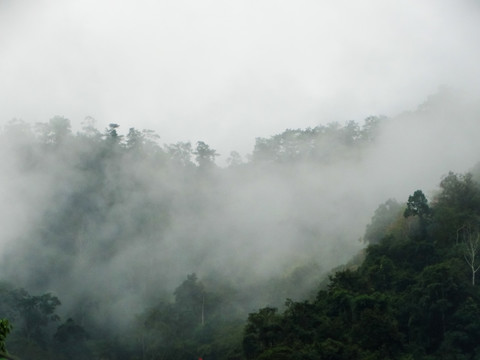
[1,91,480,359]
[243,171,480,359]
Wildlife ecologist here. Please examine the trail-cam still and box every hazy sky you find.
[1,0,479,157]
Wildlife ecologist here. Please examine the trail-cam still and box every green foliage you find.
[194,141,219,168]
[243,173,480,359]
[404,190,431,219]
[166,141,194,167]
[243,307,282,359]
[252,117,385,163]
[3,115,480,359]
[134,274,245,360]
[364,199,403,244]
[0,319,11,353]
[0,284,62,358]
[35,116,72,146]
[404,189,432,240]
[54,318,91,359]
[404,190,430,217]
[432,172,480,247]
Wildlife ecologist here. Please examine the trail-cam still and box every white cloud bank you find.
[1,0,479,157]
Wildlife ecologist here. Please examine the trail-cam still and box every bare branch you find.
[461,224,480,285]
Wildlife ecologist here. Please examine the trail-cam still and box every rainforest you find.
[0,91,480,359]
[2,0,480,358]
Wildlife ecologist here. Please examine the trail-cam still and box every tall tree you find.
[194,141,218,168]
[461,226,480,285]
[404,190,431,239]
[174,274,206,328]
[36,116,72,146]
[364,199,403,244]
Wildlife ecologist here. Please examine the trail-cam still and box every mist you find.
[1,0,480,157]
[1,0,480,351]
[0,89,478,333]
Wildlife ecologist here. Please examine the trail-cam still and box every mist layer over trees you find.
[1,90,480,358]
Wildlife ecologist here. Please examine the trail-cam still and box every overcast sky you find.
[1,0,479,157]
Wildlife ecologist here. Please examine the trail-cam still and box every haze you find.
[1,0,479,157]
[1,0,480,339]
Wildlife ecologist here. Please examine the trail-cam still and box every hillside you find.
[0,91,480,358]
[244,170,480,359]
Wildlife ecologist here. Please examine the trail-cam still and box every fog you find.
[0,0,480,333]
[0,90,479,331]
[1,0,480,157]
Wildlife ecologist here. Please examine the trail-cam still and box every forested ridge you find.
[243,171,480,359]
[1,92,480,359]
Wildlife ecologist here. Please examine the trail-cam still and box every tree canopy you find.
[1,111,480,359]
